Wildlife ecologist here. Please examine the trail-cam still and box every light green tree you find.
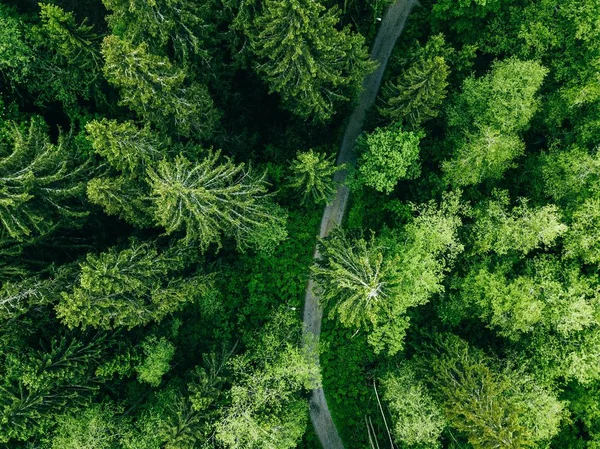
[443,58,547,186]
[136,336,176,387]
[249,0,375,121]
[86,119,170,174]
[355,125,422,194]
[313,192,465,354]
[49,404,120,449]
[564,197,600,265]
[216,311,319,449]
[288,150,339,205]
[457,256,599,342]
[471,189,567,256]
[382,362,446,448]
[101,35,218,137]
[148,152,287,252]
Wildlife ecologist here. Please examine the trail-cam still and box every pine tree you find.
[380,35,451,128]
[288,150,339,205]
[101,35,218,137]
[102,0,216,65]
[0,118,89,244]
[148,152,287,252]
[56,240,211,330]
[249,0,375,121]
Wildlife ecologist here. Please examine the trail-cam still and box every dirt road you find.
[302,1,419,448]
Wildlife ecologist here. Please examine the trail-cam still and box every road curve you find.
[302,1,419,448]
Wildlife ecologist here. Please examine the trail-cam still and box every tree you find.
[380,35,450,128]
[0,333,109,443]
[287,150,339,205]
[56,240,211,330]
[313,193,465,354]
[0,5,33,85]
[541,146,600,205]
[456,255,599,342]
[382,362,446,448]
[101,35,218,138]
[312,227,400,331]
[443,58,547,186]
[28,3,103,107]
[148,152,287,252]
[564,197,600,265]
[423,334,564,449]
[354,125,422,194]
[0,118,89,243]
[85,119,170,174]
[136,336,176,387]
[216,311,319,449]
[102,0,216,65]
[49,403,121,449]
[471,189,567,256]
[248,0,375,121]
[0,264,75,322]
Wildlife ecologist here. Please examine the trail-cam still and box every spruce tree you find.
[148,152,287,252]
[0,118,89,244]
[249,0,375,121]
[101,35,218,137]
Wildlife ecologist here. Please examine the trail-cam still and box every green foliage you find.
[424,334,564,449]
[86,119,170,174]
[288,150,339,205]
[249,0,375,121]
[380,34,450,128]
[136,336,176,387]
[564,197,600,265]
[382,362,446,448]
[102,0,216,64]
[313,227,400,330]
[0,333,109,443]
[456,255,600,341]
[49,403,120,449]
[101,35,218,137]
[542,146,600,205]
[0,118,89,243]
[471,189,567,256]
[0,5,32,84]
[56,240,210,330]
[354,124,422,194]
[443,58,547,186]
[314,193,465,354]
[148,152,287,252]
[216,311,319,449]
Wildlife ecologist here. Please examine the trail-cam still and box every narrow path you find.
[302,1,419,448]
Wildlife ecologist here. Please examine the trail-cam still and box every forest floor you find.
[302,0,420,447]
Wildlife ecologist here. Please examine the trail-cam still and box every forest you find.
[0,0,599,448]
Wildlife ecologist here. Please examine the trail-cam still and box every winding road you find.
[302,0,419,447]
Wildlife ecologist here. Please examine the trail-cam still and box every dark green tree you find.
[0,118,89,244]
[380,35,450,128]
[249,0,375,121]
